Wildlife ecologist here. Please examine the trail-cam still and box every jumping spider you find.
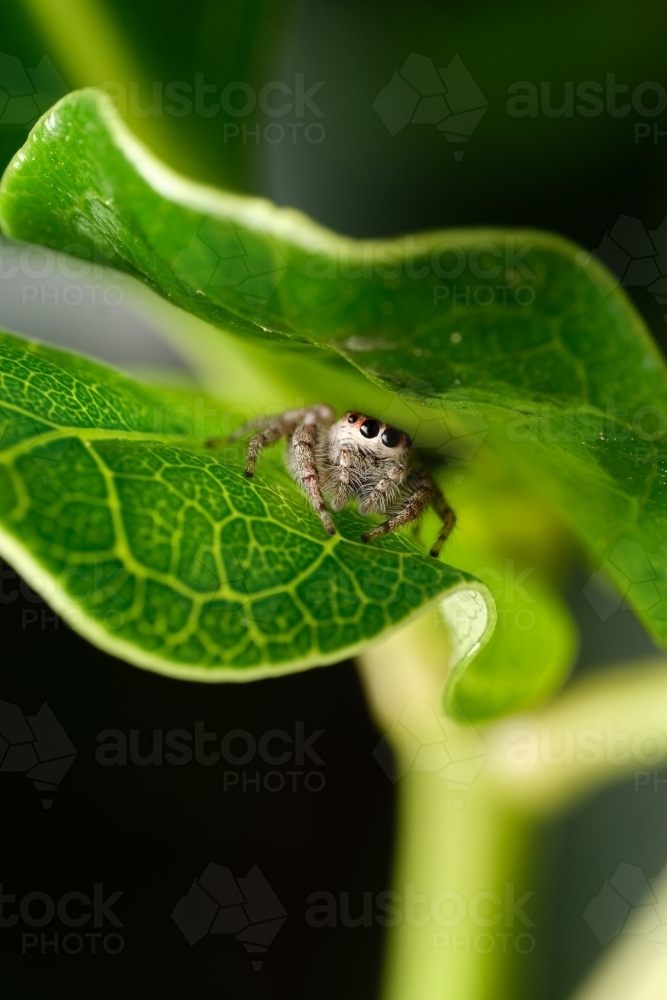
[207,405,455,557]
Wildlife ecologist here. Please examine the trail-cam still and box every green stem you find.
[359,609,667,1000]
[358,615,536,1000]
[381,764,534,1000]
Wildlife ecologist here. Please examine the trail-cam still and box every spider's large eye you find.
[360,419,380,438]
[347,413,358,424]
[381,427,401,448]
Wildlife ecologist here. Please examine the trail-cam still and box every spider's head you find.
[337,412,412,452]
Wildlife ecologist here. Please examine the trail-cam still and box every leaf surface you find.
[0,330,494,679]
[3,89,657,717]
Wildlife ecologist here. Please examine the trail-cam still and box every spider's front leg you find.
[291,422,336,536]
[207,415,296,477]
[206,405,333,479]
[361,468,456,557]
[427,474,457,558]
[330,446,351,510]
[358,464,405,516]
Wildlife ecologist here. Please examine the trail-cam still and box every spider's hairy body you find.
[207,405,455,557]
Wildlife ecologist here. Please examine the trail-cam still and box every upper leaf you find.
[0,89,661,648]
[0,330,494,680]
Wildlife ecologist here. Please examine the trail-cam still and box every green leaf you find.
[1,88,660,652]
[440,462,577,720]
[0,329,495,680]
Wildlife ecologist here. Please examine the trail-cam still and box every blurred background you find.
[1,1,667,997]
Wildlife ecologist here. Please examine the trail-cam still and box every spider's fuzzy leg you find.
[361,480,431,544]
[206,413,279,450]
[328,445,353,511]
[357,470,404,516]
[207,405,334,451]
[244,423,295,477]
[428,505,456,557]
[426,472,456,557]
[292,423,336,535]
[360,468,456,556]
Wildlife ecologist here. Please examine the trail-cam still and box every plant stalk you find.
[358,615,538,1000]
[380,764,534,1000]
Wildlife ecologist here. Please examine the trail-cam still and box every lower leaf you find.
[0,330,495,680]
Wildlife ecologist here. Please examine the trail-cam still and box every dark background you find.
[1,1,667,997]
